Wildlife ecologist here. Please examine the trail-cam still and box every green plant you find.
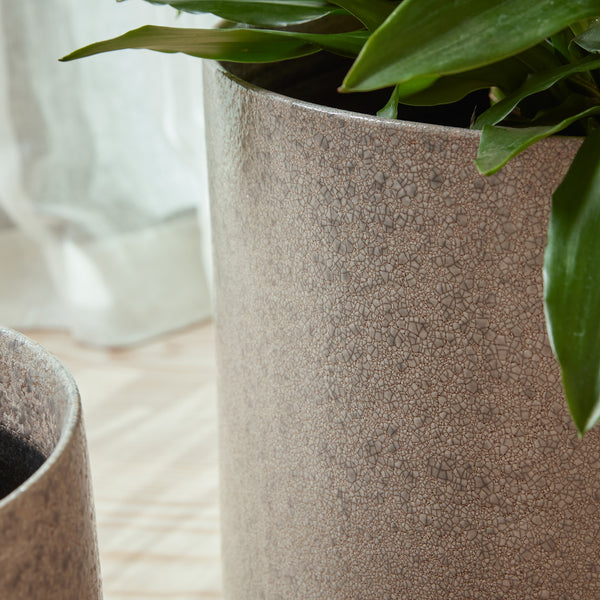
[62,0,600,436]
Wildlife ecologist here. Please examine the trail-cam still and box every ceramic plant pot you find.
[0,328,102,599]
[204,56,600,599]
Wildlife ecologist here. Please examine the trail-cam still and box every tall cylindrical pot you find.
[204,58,599,599]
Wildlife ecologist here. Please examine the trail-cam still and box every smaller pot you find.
[0,328,102,599]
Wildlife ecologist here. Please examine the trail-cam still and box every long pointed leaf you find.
[378,55,529,119]
[398,58,528,106]
[60,25,368,63]
[573,20,600,52]
[377,83,404,118]
[140,0,347,27]
[328,0,395,31]
[474,55,600,129]
[342,0,600,92]
[544,127,600,436]
[475,105,600,175]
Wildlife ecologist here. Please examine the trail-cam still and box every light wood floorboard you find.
[24,322,223,600]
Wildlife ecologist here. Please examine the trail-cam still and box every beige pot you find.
[204,56,599,599]
[0,328,102,599]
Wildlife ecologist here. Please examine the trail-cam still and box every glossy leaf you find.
[516,42,567,74]
[374,75,440,118]
[328,0,395,31]
[475,105,600,175]
[377,84,403,118]
[377,70,497,118]
[544,127,600,436]
[573,19,600,52]
[60,25,368,63]
[378,57,530,121]
[139,0,346,27]
[342,0,600,92]
[476,125,558,175]
[474,55,600,129]
[398,58,529,106]
[551,29,576,61]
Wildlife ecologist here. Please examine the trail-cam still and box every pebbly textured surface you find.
[204,59,600,599]
[0,328,102,599]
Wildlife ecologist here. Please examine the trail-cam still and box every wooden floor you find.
[25,322,222,600]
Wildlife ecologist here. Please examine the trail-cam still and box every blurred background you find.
[0,0,217,346]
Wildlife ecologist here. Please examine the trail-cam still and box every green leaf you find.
[476,125,558,174]
[342,0,600,92]
[140,0,346,27]
[474,55,600,129]
[516,41,567,74]
[544,127,600,436]
[398,58,528,106]
[551,29,576,61]
[377,55,529,119]
[530,93,599,127]
[573,19,600,52]
[377,84,403,118]
[374,75,440,117]
[475,105,600,175]
[328,0,396,31]
[60,25,368,63]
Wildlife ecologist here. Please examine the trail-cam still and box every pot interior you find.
[0,429,46,499]
[222,53,490,128]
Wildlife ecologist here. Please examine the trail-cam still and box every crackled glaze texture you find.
[204,59,600,599]
[0,329,102,599]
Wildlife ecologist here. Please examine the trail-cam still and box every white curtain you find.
[0,1,215,346]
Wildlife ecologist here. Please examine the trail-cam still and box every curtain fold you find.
[0,0,215,346]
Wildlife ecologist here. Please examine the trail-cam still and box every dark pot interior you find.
[222,52,490,129]
[0,428,46,500]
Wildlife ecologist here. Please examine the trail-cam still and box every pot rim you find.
[206,59,583,150]
[0,328,81,511]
